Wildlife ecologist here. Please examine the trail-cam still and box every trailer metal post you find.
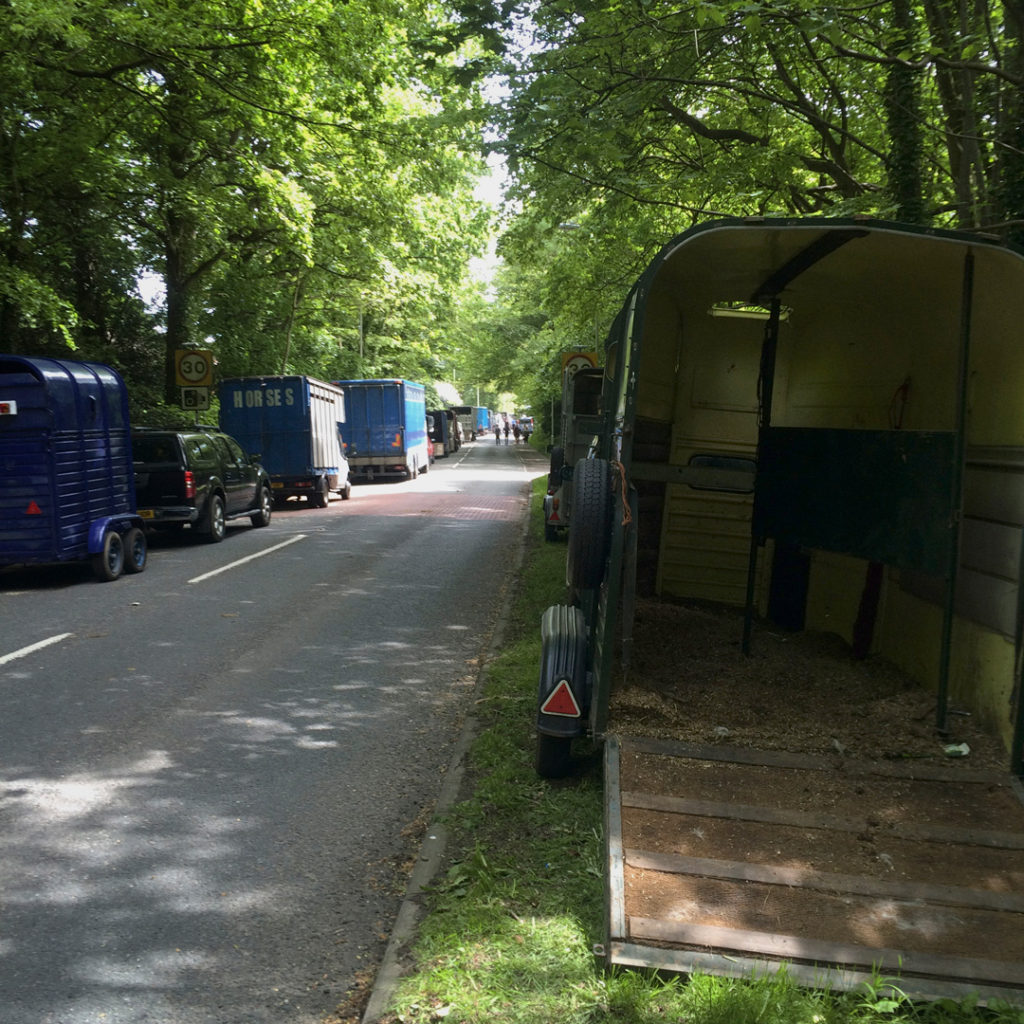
[936,251,974,735]
[743,299,782,655]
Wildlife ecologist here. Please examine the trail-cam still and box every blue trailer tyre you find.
[251,486,273,527]
[567,458,613,590]
[536,734,572,778]
[92,530,125,582]
[124,527,147,573]
[203,495,227,542]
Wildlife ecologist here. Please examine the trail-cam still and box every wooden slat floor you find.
[606,736,1024,1004]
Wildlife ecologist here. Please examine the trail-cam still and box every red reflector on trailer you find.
[549,508,560,522]
[540,680,581,717]
[25,501,42,515]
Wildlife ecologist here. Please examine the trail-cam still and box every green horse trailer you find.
[537,218,1024,1002]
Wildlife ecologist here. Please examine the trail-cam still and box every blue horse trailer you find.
[0,355,146,581]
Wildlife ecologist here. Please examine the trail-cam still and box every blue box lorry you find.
[218,375,351,507]
[452,405,490,441]
[0,355,147,581]
[334,379,429,481]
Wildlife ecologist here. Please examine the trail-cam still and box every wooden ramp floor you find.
[605,735,1024,1004]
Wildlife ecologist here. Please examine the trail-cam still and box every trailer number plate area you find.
[0,400,16,415]
[138,509,155,519]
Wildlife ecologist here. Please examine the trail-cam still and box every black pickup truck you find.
[132,426,273,542]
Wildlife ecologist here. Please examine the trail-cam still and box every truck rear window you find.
[133,436,179,464]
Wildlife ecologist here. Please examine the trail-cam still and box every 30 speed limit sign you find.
[175,349,213,387]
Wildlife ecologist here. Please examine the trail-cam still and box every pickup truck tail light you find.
[184,470,196,499]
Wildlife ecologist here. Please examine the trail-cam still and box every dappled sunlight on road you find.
[0,436,527,1022]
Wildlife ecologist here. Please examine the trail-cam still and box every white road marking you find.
[188,534,307,584]
[0,632,74,667]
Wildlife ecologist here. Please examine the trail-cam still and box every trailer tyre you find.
[312,478,329,508]
[203,495,226,543]
[548,446,564,490]
[567,458,613,590]
[536,734,572,779]
[92,530,125,582]
[124,527,147,573]
[251,486,273,527]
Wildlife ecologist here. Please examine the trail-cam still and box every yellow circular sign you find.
[175,349,212,387]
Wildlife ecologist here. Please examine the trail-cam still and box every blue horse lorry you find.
[218,375,351,507]
[0,355,147,581]
[334,379,430,481]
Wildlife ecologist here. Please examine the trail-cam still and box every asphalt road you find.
[0,437,547,1024]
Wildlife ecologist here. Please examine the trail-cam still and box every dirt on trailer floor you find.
[611,598,1009,770]
[606,599,1024,997]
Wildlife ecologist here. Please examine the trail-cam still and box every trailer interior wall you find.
[626,223,1024,761]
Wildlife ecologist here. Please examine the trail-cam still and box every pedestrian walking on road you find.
[513,422,521,444]
[495,423,501,444]
[503,421,510,445]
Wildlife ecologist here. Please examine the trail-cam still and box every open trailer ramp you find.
[604,734,1024,1004]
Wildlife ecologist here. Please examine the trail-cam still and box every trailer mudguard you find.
[87,513,144,554]
[536,604,591,739]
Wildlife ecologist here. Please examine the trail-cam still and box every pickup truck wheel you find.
[203,495,226,543]
[536,734,572,778]
[312,478,329,508]
[251,486,273,527]
[92,530,125,582]
[124,527,148,573]
[567,458,613,590]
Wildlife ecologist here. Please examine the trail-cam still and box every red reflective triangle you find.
[540,680,581,717]
[25,501,42,515]
[548,508,560,522]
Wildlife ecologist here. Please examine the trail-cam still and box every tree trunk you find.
[885,0,926,223]
[996,2,1024,243]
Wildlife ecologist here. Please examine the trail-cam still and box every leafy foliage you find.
[477,0,1024,436]
[0,0,496,416]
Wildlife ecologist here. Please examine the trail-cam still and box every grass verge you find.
[383,478,1024,1024]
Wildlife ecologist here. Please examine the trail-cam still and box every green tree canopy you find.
[479,0,1024,422]
[1,0,498,414]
